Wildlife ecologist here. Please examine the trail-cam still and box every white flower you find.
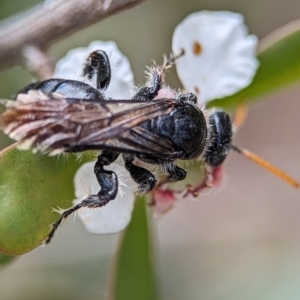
[172,10,259,105]
[54,40,134,98]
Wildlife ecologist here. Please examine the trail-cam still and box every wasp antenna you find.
[231,145,300,188]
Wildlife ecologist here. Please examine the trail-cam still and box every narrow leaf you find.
[110,197,158,300]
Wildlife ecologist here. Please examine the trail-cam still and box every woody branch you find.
[0,0,147,79]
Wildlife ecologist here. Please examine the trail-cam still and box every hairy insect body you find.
[1,50,211,243]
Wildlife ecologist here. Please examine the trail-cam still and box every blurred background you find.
[0,0,300,299]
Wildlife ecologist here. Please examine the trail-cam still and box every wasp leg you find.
[133,51,185,101]
[133,68,163,101]
[137,155,187,183]
[45,151,119,244]
[82,50,111,91]
[123,154,157,194]
[93,151,120,200]
[164,162,187,182]
[177,93,198,104]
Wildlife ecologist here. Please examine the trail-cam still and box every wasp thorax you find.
[152,102,207,159]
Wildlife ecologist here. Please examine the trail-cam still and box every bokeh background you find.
[0,0,300,299]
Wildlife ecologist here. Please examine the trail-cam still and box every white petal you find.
[172,11,259,105]
[54,41,135,98]
[73,162,137,234]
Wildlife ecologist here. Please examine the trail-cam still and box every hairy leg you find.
[123,154,157,194]
[82,50,111,91]
[45,151,119,243]
[133,50,185,101]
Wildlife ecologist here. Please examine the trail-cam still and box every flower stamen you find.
[193,41,202,55]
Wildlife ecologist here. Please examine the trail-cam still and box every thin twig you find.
[22,45,55,79]
[0,0,147,71]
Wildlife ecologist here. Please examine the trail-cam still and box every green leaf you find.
[0,144,89,255]
[208,21,300,109]
[110,197,158,300]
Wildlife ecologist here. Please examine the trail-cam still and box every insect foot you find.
[44,193,114,244]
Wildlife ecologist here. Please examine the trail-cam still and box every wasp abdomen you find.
[35,79,104,99]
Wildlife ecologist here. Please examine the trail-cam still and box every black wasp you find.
[2,50,209,243]
[1,50,298,243]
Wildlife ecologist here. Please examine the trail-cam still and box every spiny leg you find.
[82,50,111,91]
[137,155,187,184]
[164,162,187,182]
[133,67,164,101]
[123,154,157,194]
[45,151,119,244]
[45,202,83,244]
[177,92,197,104]
[94,151,120,201]
[133,50,185,101]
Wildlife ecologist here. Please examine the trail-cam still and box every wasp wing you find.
[69,125,177,158]
[1,91,178,156]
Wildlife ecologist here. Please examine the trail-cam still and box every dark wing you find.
[69,125,177,158]
[1,90,177,156]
